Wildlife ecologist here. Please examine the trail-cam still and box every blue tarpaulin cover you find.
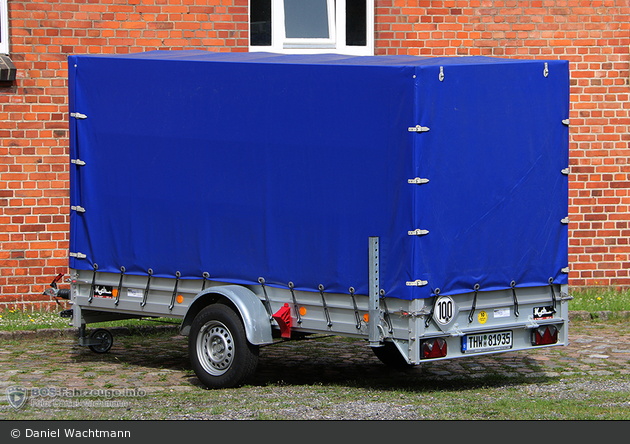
[68,51,569,300]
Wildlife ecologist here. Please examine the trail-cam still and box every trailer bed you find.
[63,51,571,388]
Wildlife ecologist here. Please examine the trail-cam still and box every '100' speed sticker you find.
[434,296,455,325]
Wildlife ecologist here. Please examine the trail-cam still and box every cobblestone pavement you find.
[0,313,629,420]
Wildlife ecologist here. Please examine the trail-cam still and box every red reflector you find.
[422,338,447,359]
[532,325,558,346]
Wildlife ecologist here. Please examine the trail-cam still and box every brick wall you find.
[1,0,629,311]
[0,0,249,311]
[374,0,630,288]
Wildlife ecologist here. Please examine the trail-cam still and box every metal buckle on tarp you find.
[408,125,430,133]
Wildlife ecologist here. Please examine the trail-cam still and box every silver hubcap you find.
[197,321,234,376]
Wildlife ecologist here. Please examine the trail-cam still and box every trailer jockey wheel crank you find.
[189,304,259,389]
[88,328,113,354]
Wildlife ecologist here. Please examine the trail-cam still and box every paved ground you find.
[0,312,629,420]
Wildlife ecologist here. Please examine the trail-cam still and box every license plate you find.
[462,331,513,353]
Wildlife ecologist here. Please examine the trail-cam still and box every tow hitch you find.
[44,273,73,319]
[43,273,71,301]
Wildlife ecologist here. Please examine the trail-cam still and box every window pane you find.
[346,0,366,46]
[284,0,329,39]
[250,0,272,46]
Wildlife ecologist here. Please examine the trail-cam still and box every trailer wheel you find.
[189,304,259,389]
[372,342,412,369]
[88,328,113,354]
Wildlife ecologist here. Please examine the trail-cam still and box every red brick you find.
[2,0,630,307]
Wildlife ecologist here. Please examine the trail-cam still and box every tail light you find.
[421,337,447,359]
[532,325,558,346]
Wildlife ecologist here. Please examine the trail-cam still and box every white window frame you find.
[0,0,9,54]
[250,0,374,56]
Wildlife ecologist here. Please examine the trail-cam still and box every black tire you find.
[189,304,259,389]
[372,341,412,369]
[88,328,113,354]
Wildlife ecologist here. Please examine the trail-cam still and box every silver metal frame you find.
[67,236,571,366]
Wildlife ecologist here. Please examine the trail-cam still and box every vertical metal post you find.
[560,283,570,346]
[369,237,382,347]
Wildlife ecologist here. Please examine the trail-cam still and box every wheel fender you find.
[180,285,273,345]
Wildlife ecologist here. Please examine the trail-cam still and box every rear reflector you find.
[532,325,558,346]
[421,337,447,359]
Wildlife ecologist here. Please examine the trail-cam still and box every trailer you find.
[56,50,571,389]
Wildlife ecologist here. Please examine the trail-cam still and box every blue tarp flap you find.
[411,59,570,297]
[68,51,568,300]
